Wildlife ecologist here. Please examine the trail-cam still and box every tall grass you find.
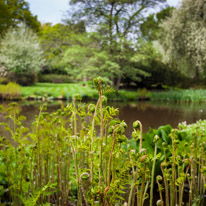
[151,89,206,102]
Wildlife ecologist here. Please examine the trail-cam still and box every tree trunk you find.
[112,78,115,87]
[109,2,114,54]
[195,66,199,79]
[115,76,121,90]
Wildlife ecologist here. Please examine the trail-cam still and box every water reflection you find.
[1,100,206,138]
[116,101,206,136]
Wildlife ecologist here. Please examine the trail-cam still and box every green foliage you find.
[40,23,77,74]
[38,74,73,83]
[19,182,56,206]
[137,88,150,100]
[20,83,98,100]
[68,0,166,38]
[0,0,41,36]
[8,81,206,102]
[61,37,93,80]
[140,7,174,41]
[7,72,38,86]
[151,89,206,102]
[0,82,21,100]
[0,77,9,85]
[160,0,206,78]
[0,82,206,205]
[128,39,190,88]
[142,125,173,164]
[64,0,167,88]
[39,22,86,75]
[0,25,44,85]
[37,2,178,89]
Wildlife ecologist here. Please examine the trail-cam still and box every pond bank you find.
[20,83,206,102]
[2,82,206,102]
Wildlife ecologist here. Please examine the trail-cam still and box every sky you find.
[27,0,181,25]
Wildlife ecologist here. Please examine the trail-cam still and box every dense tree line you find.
[160,0,206,80]
[0,0,40,36]
[0,0,205,88]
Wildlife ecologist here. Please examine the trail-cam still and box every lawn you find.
[21,82,99,99]
[20,82,140,101]
[17,83,206,102]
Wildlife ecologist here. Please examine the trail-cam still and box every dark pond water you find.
[1,100,206,137]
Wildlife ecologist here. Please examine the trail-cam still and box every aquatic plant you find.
[151,89,206,102]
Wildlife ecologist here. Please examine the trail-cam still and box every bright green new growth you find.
[0,79,206,205]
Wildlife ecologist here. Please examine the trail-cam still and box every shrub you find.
[0,25,44,85]
[0,82,21,99]
[38,74,73,83]
[7,72,37,86]
[137,88,150,100]
[0,77,9,85]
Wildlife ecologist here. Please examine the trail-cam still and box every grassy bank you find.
[20,83,142,101]
[21,83,206,102]
[110,88,206,102]
[151,89,206,102]
[21,82,98,100]
[2,82,206,102]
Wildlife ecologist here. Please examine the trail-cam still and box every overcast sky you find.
[27,0,181,25]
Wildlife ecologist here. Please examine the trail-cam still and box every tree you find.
[65,0,166,89]
[130,40,188,87]
[160,0,206,79]
[60,31,152,86]
[0,25,44,85]
[0,1,11,35]
[39,22,86,74]
[0,0,40,36]
[61,33,122,82]
[140,6,173,41]
[126,7,177,87]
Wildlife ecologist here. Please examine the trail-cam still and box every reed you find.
[151,89,206,102]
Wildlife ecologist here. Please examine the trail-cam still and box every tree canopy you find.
[0,0,200,88]
[68,0,166,42]
[140,6,173,41]
[39,22,87,74]
[160,0,206,79]
[64,0,166,88]
[0,25,44,85]
[0,0,41,36]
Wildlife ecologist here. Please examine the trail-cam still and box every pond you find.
[1,100,206,137]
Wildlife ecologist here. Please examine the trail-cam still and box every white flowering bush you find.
[0,25,44,85]
[159,0,206,78]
